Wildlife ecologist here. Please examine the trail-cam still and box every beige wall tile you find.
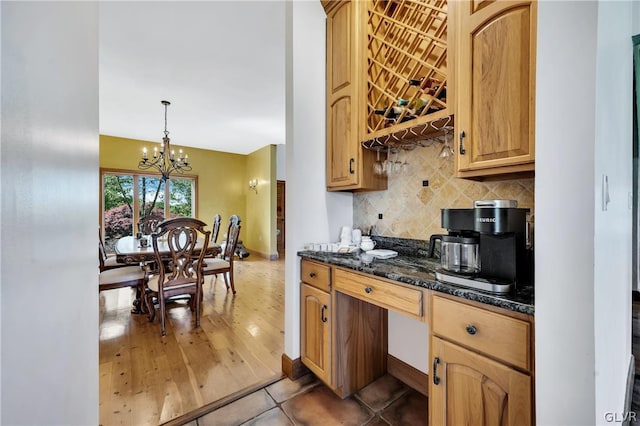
[354,144,534,240]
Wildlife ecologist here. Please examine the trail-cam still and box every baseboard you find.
[387,354,429,397]
[251,251,280,260]
[159,373,283,426]
[282,353,310,380]
[624,355,635,426]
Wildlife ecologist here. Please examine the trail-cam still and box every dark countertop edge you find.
[298,251,535,316]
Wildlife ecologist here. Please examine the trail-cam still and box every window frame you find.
[99,167,198,239]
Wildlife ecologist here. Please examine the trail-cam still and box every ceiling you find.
[99,1,286,155]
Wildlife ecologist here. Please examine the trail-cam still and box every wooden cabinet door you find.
[301,283,331,384]
[324,1,385,192]
[430,337,531,426]
[456,1,536,178]
[326,0,360,188]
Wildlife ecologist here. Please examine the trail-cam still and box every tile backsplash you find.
[354,143,534,240]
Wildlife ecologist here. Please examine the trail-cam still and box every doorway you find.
[277,180,286,256]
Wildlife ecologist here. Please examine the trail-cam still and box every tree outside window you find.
[101,172,196,253]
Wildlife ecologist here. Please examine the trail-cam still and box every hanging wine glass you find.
[439,127,454,159]
[373,146,384,175]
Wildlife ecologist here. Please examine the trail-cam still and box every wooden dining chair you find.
[143,217,211,336]
[202,215,241,294]
[99,264,146,292]
[138,214,164,235]
[211,214,222,244]
[99,227,128,272]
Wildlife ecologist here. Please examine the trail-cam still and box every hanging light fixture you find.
[139,100,192,181]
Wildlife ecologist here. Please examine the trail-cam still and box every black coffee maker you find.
[433,200,532,293]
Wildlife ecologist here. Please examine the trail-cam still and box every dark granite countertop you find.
[297,236,534,316]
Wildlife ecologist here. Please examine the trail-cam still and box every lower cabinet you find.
[300,261,332,386]
[430,337,532,426]
[430,294,534,426]
[298,259,535,421]
[301,283,331,385]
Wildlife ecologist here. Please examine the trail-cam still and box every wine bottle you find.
[374,104,416,122]
[432,85,447,101]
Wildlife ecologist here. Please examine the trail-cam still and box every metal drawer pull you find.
[364,287,373,294]
[459,131,466,155]
[309,272,317,278]
[466,325,477,335]
[321,305,328,323]
[433,357,440,385]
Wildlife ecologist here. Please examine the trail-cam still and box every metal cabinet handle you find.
[459,131,466,155]
[433,357,441,385]
[321,305,328,323]
[364,287,373,294]
[466,324,477,335]
[309,272,317,278]
[349,158,355,174]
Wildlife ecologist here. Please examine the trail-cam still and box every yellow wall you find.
[244,145,277,258]
[99,135,247,235]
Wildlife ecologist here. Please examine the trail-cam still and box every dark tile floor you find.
[190,373,428,426]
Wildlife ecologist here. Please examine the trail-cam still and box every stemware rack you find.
[361,113,454,151]
[365,0,450,142]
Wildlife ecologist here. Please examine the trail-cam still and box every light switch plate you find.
[602,174,610,211]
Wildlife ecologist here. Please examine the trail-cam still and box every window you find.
[101,170,197,253]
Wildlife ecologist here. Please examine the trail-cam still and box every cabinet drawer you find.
[431,295,531,371]
[334,268,422,319]
[301,260,331,292]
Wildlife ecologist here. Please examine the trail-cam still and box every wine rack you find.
[365,0,450,145]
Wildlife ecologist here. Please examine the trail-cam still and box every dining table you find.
[115,235,221,264]
[114,235,222,313]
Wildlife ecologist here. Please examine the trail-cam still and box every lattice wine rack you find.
[366,0,450,143]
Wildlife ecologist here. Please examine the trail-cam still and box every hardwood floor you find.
[99,257,285,426]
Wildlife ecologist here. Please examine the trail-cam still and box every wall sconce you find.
[248,179,258,194]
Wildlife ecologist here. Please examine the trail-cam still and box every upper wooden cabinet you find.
[455,0,537,179]
[324,0,386,191]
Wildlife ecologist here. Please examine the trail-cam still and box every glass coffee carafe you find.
[439,235,480,274]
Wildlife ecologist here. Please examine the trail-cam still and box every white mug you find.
[352,228,362,244]
[340,226,352,241]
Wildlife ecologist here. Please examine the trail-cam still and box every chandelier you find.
[139,100,192,181]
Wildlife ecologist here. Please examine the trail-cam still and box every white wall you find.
[594,1,634,422]
[1,3,99,424]
[388,312,428,373]
[0,3,3,421]
[535,2,598,424]
[537,2,636,423]
[284,0,353,359]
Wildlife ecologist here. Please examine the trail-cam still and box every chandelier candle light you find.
[139,100,192,181]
